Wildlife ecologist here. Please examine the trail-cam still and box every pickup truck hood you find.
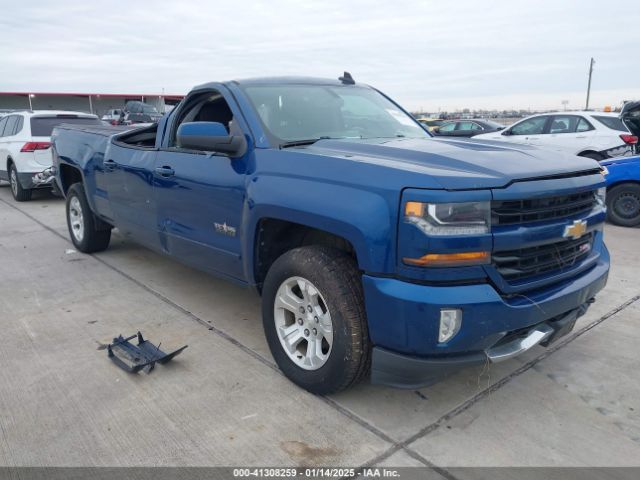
[303,137,599,190]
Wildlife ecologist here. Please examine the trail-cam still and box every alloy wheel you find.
[273,276,333,370]
[68,196,85,242]
[10,168,18,196]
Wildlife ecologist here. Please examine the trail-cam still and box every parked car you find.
[473,111,638,159]
[123,101,163,124]
[621,101,640,155]
[434,119,505,137]
[602,155,640,227]
[0,111,101,201]
[416,117,446,132]
[101,109,124,125]
[52,75,609,393]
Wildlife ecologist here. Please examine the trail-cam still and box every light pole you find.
[585,58,595,110]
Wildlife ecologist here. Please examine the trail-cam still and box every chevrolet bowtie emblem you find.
[563,220,587,240]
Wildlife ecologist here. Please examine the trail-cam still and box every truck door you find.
[103,142,160,249]
[153,89,248,281]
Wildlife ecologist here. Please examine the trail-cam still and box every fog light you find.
[595,186,607,207]
[439,309,462,343]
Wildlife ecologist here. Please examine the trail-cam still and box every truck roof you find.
[195,76,362,90]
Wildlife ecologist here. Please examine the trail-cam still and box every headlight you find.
[595,187,607,207]
[404,201,491,235]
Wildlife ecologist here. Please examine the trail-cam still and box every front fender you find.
[603,156,640,186]
[243,175,398,283]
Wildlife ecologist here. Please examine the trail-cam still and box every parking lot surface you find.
[0,186,639,473]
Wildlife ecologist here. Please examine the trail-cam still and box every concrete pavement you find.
[0,185,638,472]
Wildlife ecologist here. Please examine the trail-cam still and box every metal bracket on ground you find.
[107,331,188,374]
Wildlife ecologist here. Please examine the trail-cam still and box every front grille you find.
[492,190,597,225]
[493,233,594,282]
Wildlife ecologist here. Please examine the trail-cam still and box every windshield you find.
[142,105,159,114]
[242,84,429,144]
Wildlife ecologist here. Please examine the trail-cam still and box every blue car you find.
[602,155,640,227]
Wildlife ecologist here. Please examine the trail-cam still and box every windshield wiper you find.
[280,136,333,149]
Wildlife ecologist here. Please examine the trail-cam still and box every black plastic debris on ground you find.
[107,332,188,374]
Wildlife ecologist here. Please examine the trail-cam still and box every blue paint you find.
[602,154,640,188]
[177,121,228,138]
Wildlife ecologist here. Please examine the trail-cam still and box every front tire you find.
[9,163,32,202]
[606,183,640,227]
[262,246,371,394]
[66,183,112,252]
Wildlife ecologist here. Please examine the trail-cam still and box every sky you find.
[0,0,638,112]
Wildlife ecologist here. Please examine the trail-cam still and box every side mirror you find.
[177,121,247,157]
[501,129,511,136]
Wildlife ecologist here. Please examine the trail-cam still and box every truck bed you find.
[53,123,139,185]
[55,123,135,136]
[52,123,157,173]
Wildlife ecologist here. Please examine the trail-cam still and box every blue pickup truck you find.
[51,75,610,393]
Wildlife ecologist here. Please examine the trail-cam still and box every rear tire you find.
[9,163,32,202]
[66,183,112,252]
[262,246,371,394]
[606,183,640,227]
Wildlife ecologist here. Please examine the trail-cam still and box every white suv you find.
[473,111,638,160]
[0,111,101,201]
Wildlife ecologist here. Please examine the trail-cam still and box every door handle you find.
[155,166,175,177]
[103,159,116,171]
[576,136,587,139]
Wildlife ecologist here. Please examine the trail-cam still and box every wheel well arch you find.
[607,179,640,191]
[253,218,358,292]
[58,164,83,194]
[6,156,14,170]
[577,150,603,159]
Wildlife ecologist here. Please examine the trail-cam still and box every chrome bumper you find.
[371,301,590,389]
[487,323,555,363]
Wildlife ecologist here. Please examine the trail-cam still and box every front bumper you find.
[371,303,587,388]
[364,244,609,388]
